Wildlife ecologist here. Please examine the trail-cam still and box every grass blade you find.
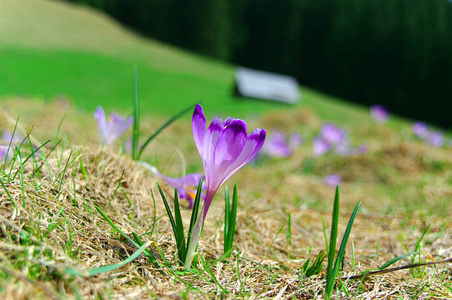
[378,251,421,271]
[66,240,152,277]
[0,177,17,209]
[326,199,362,298]
[187,176,203,248]
[173,189,187,264]
[106,170,125,211]
[224,185,230,253]
[132,66,140,160]
[156,182,179,241]
[225,183,238,254]
[94,205,160,268]
[77,149,89,181]
[325,186,340,296]
[137,104,195,160]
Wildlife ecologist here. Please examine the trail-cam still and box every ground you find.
[0,99,450,299]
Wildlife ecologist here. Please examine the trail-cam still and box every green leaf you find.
[326,199,362,298]
[187,176,203,248]
[94,205,160,268]
[306,250,325,277]
[378,251,421,271]
[224,185,230,253]
[325,186,340,296]
[132,66,140,160]
[156,182,179,242]
[227,183,238,253]
[66,241,151,277]
[173,189,187,264]
[137,104,195,160]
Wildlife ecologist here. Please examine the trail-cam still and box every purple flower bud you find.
[94,106,134,145]
[412,122,429,139]
[324,174,342,187]
[320,123,346,145]
[370,105,389,123]
[426,131,444,148]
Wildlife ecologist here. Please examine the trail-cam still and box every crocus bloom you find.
[289,132,304,149]
[93,106,134,145]
[412,122,429,139]
[426,131,444,148]
[0,145,9,161]
[320,123,346,145]
[186,104,266,267]
[262,131,293,158]
[324,173,342,187]
[370,105,389,123]
[0,130,23,160]
[2,130,23,145]
[313,137,331,157]
[158,173,205,208]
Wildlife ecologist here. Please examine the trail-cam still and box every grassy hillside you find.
[0,0,398,128]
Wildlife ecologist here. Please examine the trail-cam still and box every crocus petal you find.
[202,118,224,184]
[370,105,389,123]
[321,123,345,145]
[93,106,108,142]
[211,119,247,190]
[313,137,330,156]
[412,121,429,139]
[94,106,133,145]
[221,128,266,186]
[158,173,206,208]
[192,104,206,154]
[324,174,342,187]
[108,113,134,144]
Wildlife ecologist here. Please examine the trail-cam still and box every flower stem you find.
[184,205,205,268]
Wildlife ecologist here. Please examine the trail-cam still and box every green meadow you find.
[1,0,391,127]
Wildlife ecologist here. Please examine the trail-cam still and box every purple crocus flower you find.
[370,105,389,124]
[93,106,134,145]
[320,123,346,145]
[262,131,292,158]
[313,137,331,157]
[289,132,304,149]
[426,131,444,148]
[2,130,23,145]
[324,173,342,187]
[0,130,23,160]
[412,122,429,139]
[158,173,205,208]
[186,103,266,267]
[0,145,9,161]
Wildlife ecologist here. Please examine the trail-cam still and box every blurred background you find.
[57,0,452,129]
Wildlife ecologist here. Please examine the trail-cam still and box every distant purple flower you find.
[94,106,134,145]
[370,105,389,123]
[186,103,266,267]
[324,174,342,187]
[412,122,429,139]
[158,173,205,208]
[313,137,331,157]
[426,131,444,148]
[320,123,346,145]
[0,130,23,160]
[0,145,8,161]
[2,130,23,145]
[289,132,304,149]
[263,131,302,158]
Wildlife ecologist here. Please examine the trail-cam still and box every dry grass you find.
[0,99,451,299]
